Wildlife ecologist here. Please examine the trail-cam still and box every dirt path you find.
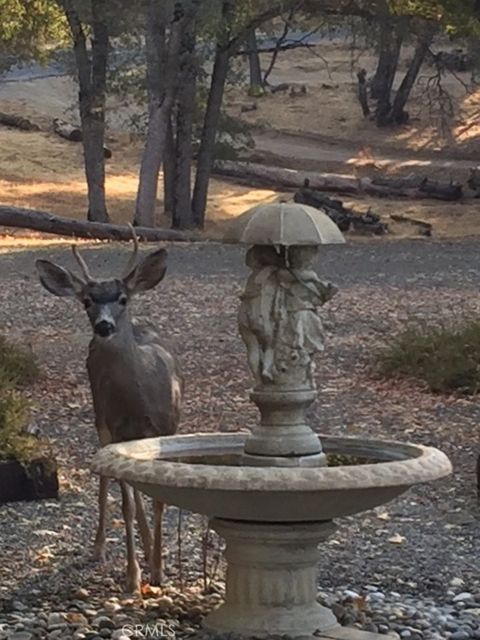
[253,129,479,178]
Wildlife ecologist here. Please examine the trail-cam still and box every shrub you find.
[0,335,39,389]
[0,392,37,464]
[0,336,45,465]
[375,319,480,394]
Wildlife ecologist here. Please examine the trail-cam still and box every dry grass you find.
[0,127,280,241]
[226,41,480,158]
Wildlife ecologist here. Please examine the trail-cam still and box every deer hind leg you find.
[93,475,109,562]
[150,501,164,586]
[120,482,142,594]
[134,489,153,563]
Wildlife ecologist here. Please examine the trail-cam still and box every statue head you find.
[288,246,319,269]
[246,246,285,270]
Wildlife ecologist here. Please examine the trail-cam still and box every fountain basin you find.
[92,433,451,522]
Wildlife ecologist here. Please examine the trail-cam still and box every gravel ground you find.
[0,239,479,640]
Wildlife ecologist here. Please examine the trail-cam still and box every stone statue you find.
[238,245,337,388]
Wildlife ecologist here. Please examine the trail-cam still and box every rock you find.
[73,588,90,601]
[157,596,174,609]
[92,617,115,630]
[450,632,471,640]
[47,613,65,626]
[332,602,345,615]
[10,633,34,640]
[455,594,475,604]
[451,578,466,588]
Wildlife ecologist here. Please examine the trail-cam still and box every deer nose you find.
[95,320,115,337]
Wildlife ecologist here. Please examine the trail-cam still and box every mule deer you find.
[36,230,182,592]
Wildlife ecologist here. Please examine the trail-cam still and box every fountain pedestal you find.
[244,388,326,467]
[204,518,338,636]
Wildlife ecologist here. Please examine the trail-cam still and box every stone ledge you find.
[318,626,400,640]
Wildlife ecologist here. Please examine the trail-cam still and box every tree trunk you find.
[191,1,235,229]
[172,15,197,230]
[63,0,109,223]
[191,46,230,228]
[356,69,370,117]
[0,206,199,241]
[191,0,304,228]
[390,29,434,125]
[134,1,185,227]
[371,19,402,101]
[163,118,175,219]
[246,28,262,92]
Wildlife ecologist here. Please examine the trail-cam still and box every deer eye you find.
[118,295,128,306]
[83,297,92,309]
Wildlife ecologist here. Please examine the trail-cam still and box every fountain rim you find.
[91,433,452,492]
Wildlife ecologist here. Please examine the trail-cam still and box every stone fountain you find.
[92,202,451,638]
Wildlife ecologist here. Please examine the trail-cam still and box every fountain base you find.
[204,518,338,636]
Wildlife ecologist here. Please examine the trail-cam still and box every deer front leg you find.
[134,489,153,563]
[120,482,142,594]
[150,501,164,586]
[93,475,109,562]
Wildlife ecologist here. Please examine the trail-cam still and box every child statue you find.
[238,244,337,388]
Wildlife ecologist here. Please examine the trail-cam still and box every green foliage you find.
[0,392,38,464]
[0,0,67,73]
[389,0,480,36]
[212,111,255,159]
[247,84,265,97]
[375,319,480,394]
[0,335,39,388]
[0,336,46,465]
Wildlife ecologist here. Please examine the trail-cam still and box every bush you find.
[0,335,39,389]
[0,392,38,464]
[0,336,44,465]
[375,319,480,394]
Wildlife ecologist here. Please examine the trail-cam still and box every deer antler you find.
[122,224,140,277]
[71,245,93,282]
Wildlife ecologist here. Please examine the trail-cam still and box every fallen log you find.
[213,160,463,201]
[214,160,360,193]
[52,118,112,159]
[53,118,82,142]
[372,175,462,201]
[294,185,387,235]
[0,206,199,242]
[0,112,40,131]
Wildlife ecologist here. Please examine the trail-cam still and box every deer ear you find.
[124,248,167,294]
[36,260,84,297]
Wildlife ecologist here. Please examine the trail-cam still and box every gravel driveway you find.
[0,239,479,640]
